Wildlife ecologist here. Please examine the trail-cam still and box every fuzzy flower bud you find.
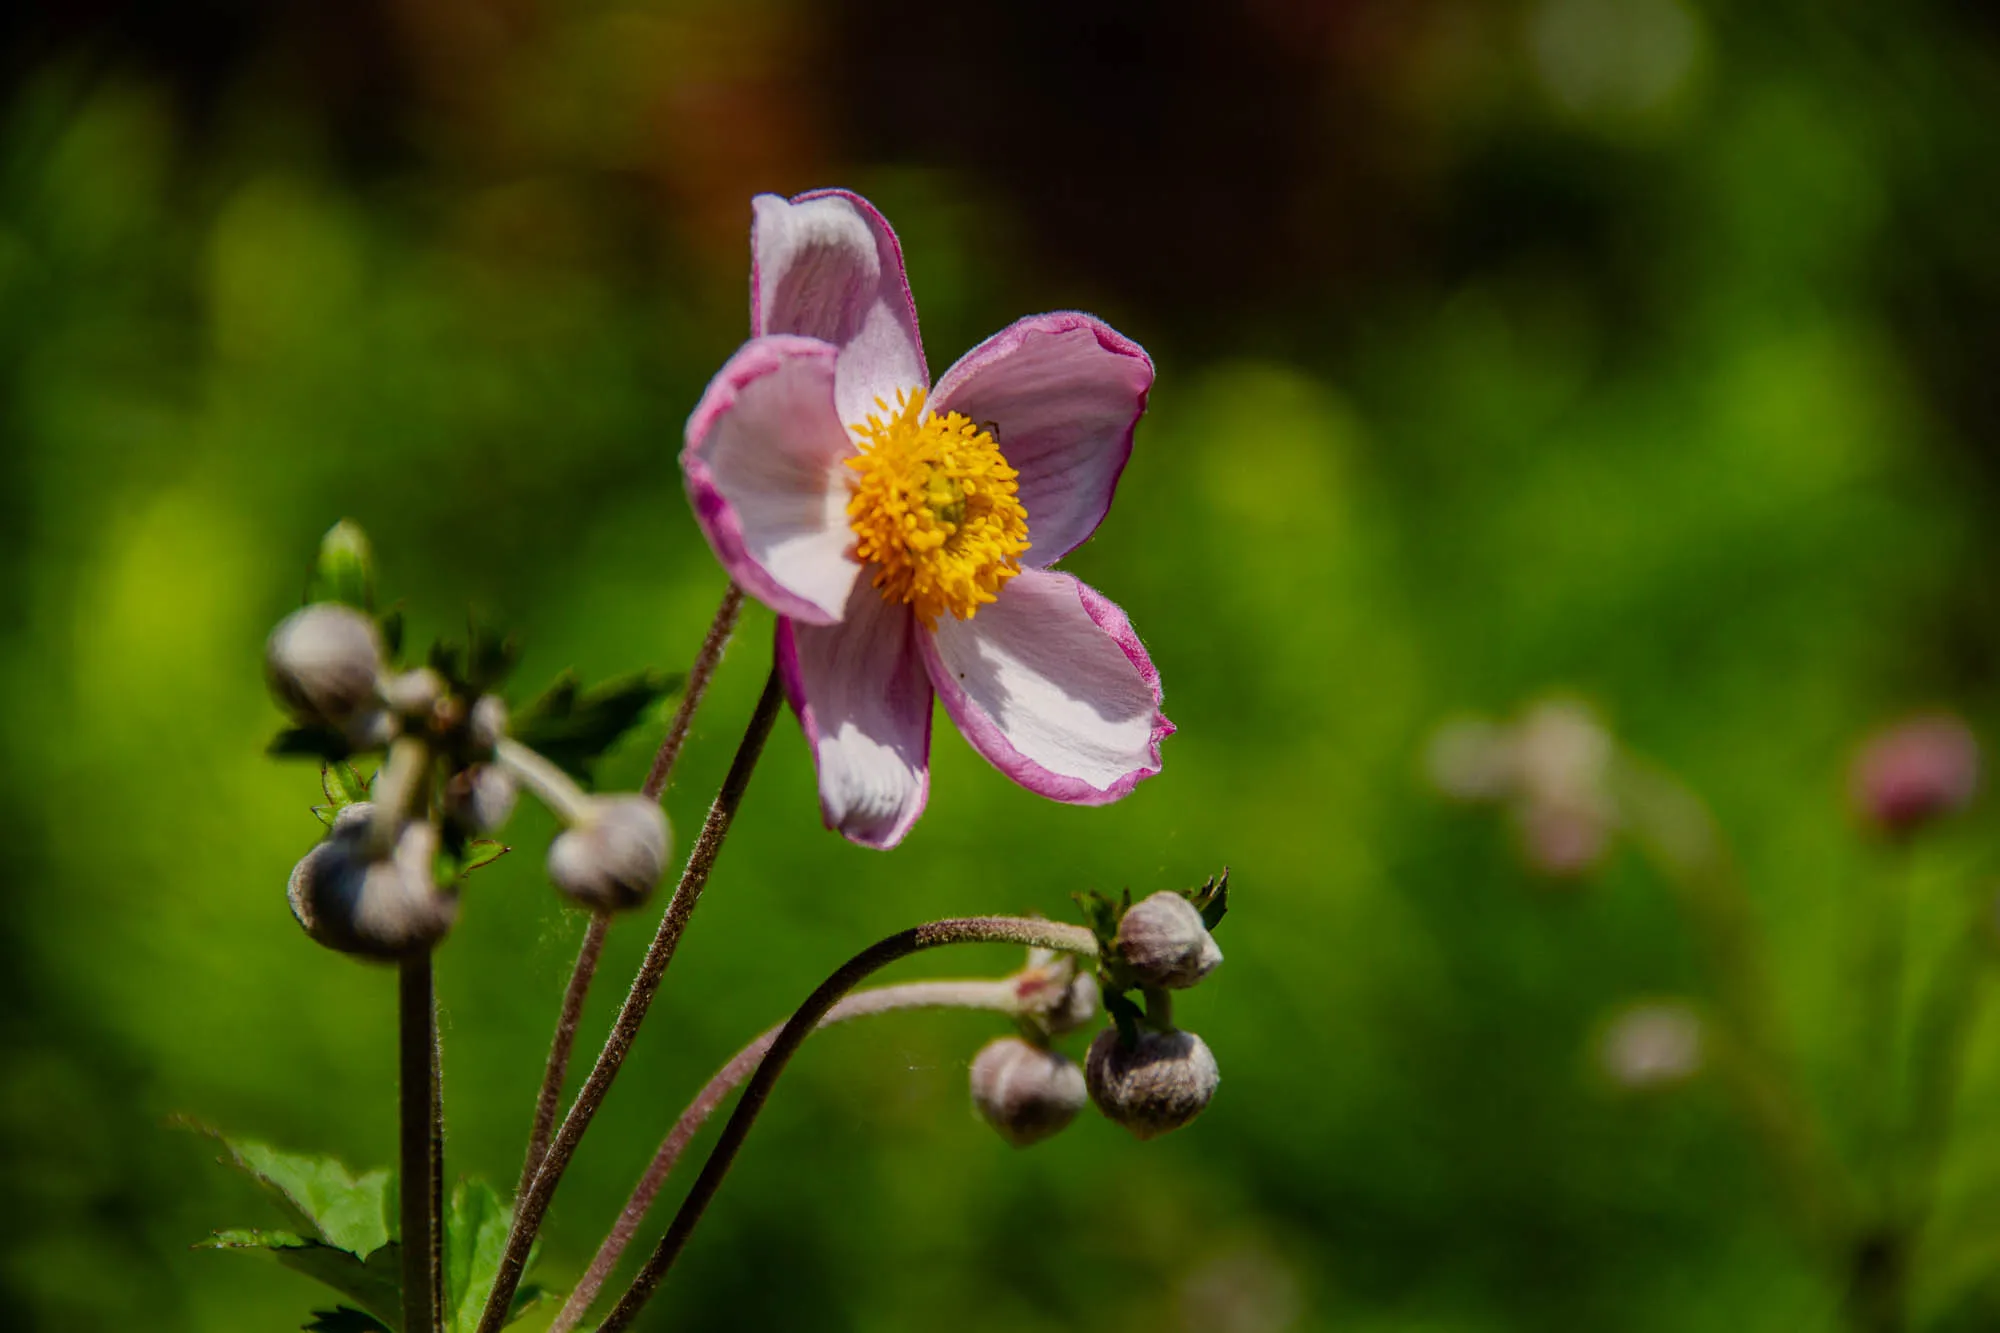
[1013,949,1101,1037]
[1597,1001,1704,1091]
[969,1037,1087,1147]
[445,764,518,835]
[1115,891,1223,990]
[287,805,456,959]
[468,694,509,754]
[547,795,671,912]
[1850,715,1980,835]
[1086,1027,1220,1139]
[266,604,384,726]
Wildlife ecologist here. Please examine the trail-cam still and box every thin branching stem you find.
[475,662,786,1333]
[595,917,1099,1331]
[508,583,744,1215]
[550,979,1020,1332]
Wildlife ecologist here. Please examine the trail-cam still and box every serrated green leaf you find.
[510,669,681,783]
[305,1308,392,1333]
[445,1179,527,1333]
[379,609,405,661]
[307,521,375,612]
[1189,867,1230,932]
[1072,890,1125,953]
[464,615,519,695]
[202,1230,402,1327]
[323,761,370,809]
[272,726,355,762]
[196,1128,392,1258]
[460,841,510,876]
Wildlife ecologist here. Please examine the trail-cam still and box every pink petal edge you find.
[751,188,929,386]
[681,334,856,626]
[922,576,1173,806]
[930,311,1153,568]
[777,612,935,849]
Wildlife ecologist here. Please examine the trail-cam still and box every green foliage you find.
[270,725,359,764]
[510,669,682,783]
[304,1310,391,1333]
[198,1231,402,1328]
[1185,867,1230,932]
[426,614,521,698]
[199,1129,392,1257]
[443,1179,543,1333]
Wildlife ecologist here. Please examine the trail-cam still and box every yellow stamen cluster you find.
[846,388,1030,627]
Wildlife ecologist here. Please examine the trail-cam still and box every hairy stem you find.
[509,583,744,1213]
[475,663,786,1333]
[550,979,1020,1332]
[644,583,744,803]
[399,955,440,1333]
[596,917,1099,1331]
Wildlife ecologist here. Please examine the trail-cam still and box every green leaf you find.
[307,520,375,612]
[323,761,370,810]
[200,1230,402,1327]
[510,669,681,782]
[196,1127,393,1258]
[305,1309,392,1333]
[379,609,405,661]
[445,1179,535,1333]
[272,726,355,762]
[1187,867,1230,932]
[460,840,509,876]
[1072,889,1129,954]
[464,614,519,694]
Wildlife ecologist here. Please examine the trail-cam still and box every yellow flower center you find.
[846,388,1030,628]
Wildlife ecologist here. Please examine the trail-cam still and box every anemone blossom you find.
[683,189,1172,848]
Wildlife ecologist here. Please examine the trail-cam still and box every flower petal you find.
[682,335,861,625]
[923,569,1171,804]
[752,190,928,429]
[930,313,1153,567]
[778,582,935,848]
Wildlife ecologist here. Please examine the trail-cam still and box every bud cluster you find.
[265,522,676,963]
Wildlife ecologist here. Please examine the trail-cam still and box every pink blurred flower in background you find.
[682,189,1171,847]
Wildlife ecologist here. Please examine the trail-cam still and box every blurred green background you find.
[6,0,2000,1329]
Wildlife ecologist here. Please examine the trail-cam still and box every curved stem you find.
[596,917,1098,1331]
[508,583,743,1213]
[550,979,1020,1333]
[475,663,787,1333]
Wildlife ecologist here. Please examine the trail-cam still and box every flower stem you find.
[549,978,1020,1333]
[595,917,1099,1331]
[644,583,744,803]
[399,954,440,1333]
[474,662,787,1333]
[495,738,591,825]
[509,583,743,1212]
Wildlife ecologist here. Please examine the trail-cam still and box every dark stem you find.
[510,583,742,1211]
[595,916,1099,1331]
[644,582,744,803]
[474,662,787,1333]
[549,979,1019,1333]
[398,955,439,1333]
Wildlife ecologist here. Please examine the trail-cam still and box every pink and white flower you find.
[682,189,1172,848]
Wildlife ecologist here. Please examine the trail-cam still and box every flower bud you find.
[266,604,384,726]
[969,1037,1087,1147]
[468,694,508,754]
[1086,1026,1219,1139]
[445,764,518,835]
[1114,891,1223,990]
[1851,715,1980,835]
[287,805,456,959]
[1013,949,1100,1037]
[379,667,445,716]
[547,795,671,911]
[1596,1001,1703,1091]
